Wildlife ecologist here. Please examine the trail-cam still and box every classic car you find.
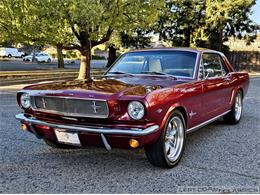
[16,48,249,168]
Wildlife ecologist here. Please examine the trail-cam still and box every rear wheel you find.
[47,58,51,63]
[145,110,186,168]
[44,138,79,149]
[8,54,12,58]
[223,91,243,124]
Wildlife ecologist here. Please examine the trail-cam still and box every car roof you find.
[126,47,222,54]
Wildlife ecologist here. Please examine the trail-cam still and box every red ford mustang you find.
[16,48,249,168]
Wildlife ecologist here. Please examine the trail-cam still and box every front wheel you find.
[145,110,186,168]
[223,91,243,124]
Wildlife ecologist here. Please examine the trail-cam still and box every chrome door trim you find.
[186,110,231,133]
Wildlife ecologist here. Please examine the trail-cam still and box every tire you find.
[145,110,186,168]
[47,58,51,63]
[44,138,79,149]
[223,90,243,124]
[8,54,12,58]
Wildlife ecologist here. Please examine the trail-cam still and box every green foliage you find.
[155,0,258,51]
[203,0,258,50]
[65,50,79,59]
[91,55,106,60]
[0,0,164,79]
[120,29,152,49]
[155,0,205,47]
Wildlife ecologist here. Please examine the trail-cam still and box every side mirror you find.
[205,68,214,79]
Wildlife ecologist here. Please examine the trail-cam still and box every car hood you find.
[24,75,190,97]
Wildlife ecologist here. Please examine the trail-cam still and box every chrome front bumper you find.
[15,113,159,136]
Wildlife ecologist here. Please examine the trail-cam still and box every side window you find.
[202,53,226,78]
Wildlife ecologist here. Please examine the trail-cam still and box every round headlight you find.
[20,93,31,109]
[127,101,145,120]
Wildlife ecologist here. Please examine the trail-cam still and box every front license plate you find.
[54,129,81,146]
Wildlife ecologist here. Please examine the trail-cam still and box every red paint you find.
[17,48,249,149]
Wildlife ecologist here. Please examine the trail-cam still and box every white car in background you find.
[23,53,52,63]
[0,47,25,58]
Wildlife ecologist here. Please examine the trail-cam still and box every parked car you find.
[23,53,52,63]
[15,48,249,168]
[0,47,24,58]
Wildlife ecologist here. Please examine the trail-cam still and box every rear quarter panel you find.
[231,72,249,98]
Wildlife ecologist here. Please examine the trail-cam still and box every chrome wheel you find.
[235,92,242,121]
[164,116,185,162]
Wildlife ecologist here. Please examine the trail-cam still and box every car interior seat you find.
[149,58,162,72]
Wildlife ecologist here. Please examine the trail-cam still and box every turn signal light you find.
[129,139,139,148]
[21,123,28,131]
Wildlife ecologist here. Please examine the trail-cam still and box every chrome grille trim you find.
[30,95,109,118]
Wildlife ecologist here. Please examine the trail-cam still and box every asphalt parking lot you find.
[0,78,259,193]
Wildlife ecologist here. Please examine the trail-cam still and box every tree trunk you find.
[78,44,91,80]
[32,47,36,62]
[106,45,117,68]
[218,18,223,51]
[56,44,64,69]
[218,28,223,51]
[183,30,191,47]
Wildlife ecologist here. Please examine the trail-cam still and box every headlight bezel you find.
[127,101,145,120]
[20,93,31,109]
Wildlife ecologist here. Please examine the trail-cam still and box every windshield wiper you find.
[141,71,177,79]
[106,71,133,76]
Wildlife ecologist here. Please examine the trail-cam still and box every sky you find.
[251,0,260,24]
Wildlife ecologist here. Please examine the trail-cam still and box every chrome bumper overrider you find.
[15,113,159,136]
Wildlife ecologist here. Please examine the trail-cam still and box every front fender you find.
[160,103,188,130]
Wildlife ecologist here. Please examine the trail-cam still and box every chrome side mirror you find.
[205,68,214,79]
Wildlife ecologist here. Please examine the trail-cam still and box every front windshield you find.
[107,51,198,78]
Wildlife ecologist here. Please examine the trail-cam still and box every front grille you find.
[31,96,109,118]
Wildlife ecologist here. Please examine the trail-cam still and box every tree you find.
[120,29,152,49]
[154,0,205,47]
[39,0,163,80]
[0,0,71,67]
[153,0,258,51]
[106,28,152,68]
[1,0,163,74]
[203,0,258,51]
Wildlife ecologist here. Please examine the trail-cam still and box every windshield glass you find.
[107,51,198,78]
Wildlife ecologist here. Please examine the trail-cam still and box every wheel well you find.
[174,106,188,127]
[238,88,244,99]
